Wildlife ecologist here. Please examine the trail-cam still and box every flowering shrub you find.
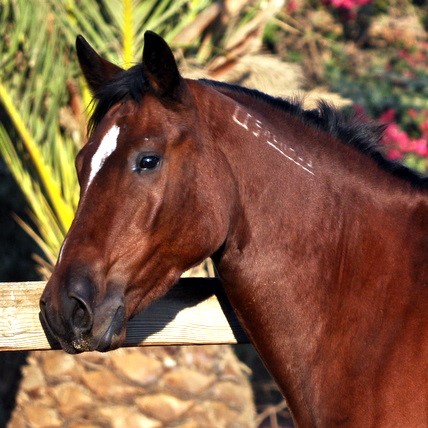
[397,45,428,70]
[274,0,427,173]
[324,31,428,174]
[379,108,428,172]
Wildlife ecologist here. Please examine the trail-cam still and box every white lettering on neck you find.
[232,107,251,130]
[232,106,314,176]
[87,125,120,189]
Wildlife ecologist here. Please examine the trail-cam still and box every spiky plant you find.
[0,1,77,274]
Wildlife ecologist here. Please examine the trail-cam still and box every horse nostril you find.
[39,297,47,314]
[69,293,94,334]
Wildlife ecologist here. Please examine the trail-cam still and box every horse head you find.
[40,32,232,353]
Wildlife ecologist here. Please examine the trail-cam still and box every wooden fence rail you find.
[0,278,248,351]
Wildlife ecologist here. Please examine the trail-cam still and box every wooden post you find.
[0,278,248,351]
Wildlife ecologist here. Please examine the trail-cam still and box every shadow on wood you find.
[126,278,248,346]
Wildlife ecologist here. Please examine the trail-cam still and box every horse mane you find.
[201,79,428,190]
[88,64,148,135]
[86,67,427,189]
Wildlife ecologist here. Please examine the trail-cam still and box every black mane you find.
[88,64,148,134]
[87,69,427,190]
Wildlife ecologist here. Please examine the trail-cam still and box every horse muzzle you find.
[40,275,126,353]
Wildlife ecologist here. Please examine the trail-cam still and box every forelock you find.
[88,64,148,135]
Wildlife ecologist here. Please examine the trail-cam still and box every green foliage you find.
[0,2,77,272]
[49,0,212,66]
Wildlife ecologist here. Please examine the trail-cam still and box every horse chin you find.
[59,329,126,354]
[57,338,85,354]
[57,305,127,354]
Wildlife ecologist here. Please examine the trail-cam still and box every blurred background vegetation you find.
[0,0,427,426]
[265,0,428,172]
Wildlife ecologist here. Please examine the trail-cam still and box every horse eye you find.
[136,155,161,172]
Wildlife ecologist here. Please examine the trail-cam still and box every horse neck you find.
[191,80,428,424]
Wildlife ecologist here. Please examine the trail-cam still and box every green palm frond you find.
[0,1,78,271]
[0,83,75,231]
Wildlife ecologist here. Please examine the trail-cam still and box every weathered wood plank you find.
[0,278,248,351]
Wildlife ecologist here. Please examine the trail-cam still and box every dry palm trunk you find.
[8,345,254,428]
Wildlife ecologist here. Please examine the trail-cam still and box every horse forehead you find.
[86,124,121,189]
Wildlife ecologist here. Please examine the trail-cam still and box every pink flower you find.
[377,108,427,168]
[327,0,371,10]
[387,149,403,160]
[287,0,300,13]
[410,139,428,156]
[382,123,410,150]
[420,120,428,139]
[379,108,396,124]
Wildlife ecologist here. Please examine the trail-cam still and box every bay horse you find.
[40,31,428,426]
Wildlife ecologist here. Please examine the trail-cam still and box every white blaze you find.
[87,125,120,189]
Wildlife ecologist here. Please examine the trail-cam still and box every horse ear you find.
[76,35,123,94]
[142,31,181,99]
